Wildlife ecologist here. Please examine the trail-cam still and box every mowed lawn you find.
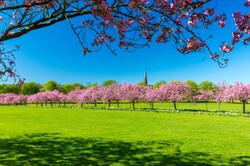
[40,101,249,114]
[0,106,249,165]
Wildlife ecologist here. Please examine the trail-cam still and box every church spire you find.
[144,69,148,85]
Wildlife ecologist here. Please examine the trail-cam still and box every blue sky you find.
[4,0,250,85]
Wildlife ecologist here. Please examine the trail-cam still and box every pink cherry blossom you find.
[185,38,206,52]
[101,84,122,108]
[0,0,249,78]
[188,13,198,26]
[158,81,191,110]
[244,0,250,7]
[197,90,214,110]
[205,8,215,16]
[120,83,150,109]
[223,82,250,114]
[98,0,112,22]
[210,53,220,59]
[220,43,234,53]
[9,21,14,27]
[219,20,225,28]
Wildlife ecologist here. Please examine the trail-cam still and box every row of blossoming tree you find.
[0,81,250,114]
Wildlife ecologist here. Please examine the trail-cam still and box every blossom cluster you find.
[78,0,249,64]
[0,0,248,71]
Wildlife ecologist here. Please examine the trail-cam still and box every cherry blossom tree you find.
[18,94,29,105]
[77,86,104,107]
[101,84,122,108]
[197,90,214,111]
[120,83,149,109]
[27,93,39,106]
[185,80,198,103]
[28,92,48,106]
[88,86,105,107]
[45,90,62,107]
[0,0,249,81]
[0,45,22,83]
[144,88,160,109]
[212,82,227,111]
[158,81,190,110]
[77,89,91,107]
[224,82,250,114]
[0,93,20,105]
[67,87,83,105]
[57,92,68,107]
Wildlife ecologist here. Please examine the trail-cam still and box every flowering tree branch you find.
[0,44,23,83]
[0,0,249,82]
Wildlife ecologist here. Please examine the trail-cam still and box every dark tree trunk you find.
[206,101,208,111]
[132,100,135,110]
[150,102,154,110]
[117,100,119,108]
[94,102,97,107]
[242,99,246,114]
[218,102,221,112]
[173,101,177,110]
[50,101,53,107]
[108,100,111,108]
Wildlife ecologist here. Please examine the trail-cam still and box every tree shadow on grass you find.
[0,133,249,165]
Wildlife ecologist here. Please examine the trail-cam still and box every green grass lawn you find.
[31,101,248,113]
[0,106,249,165]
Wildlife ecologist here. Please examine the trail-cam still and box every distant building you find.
[144,69,148,86]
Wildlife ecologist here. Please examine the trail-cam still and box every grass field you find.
[0,106,250,165]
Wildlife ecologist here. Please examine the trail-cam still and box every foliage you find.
[102,80,117,87]
[42,80,58,91]
[59,83,84,94]
[21,82,40,95]
[185,80,198,91]
[137,81,148,86]
[86,82,99,88]
[153,81,165,89]
[198,80,214,91]
[0,83,20,94]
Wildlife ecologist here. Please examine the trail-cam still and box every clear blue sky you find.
[4,0,250,85]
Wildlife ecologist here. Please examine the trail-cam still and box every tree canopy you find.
[21,82,40,95]
[0,83,20,94]
[199,80,214,91]
[0,0,249,82]
[185,80,198,91]
[59,83,84,94]
[43,80,58,91]
[102,80,117,86]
